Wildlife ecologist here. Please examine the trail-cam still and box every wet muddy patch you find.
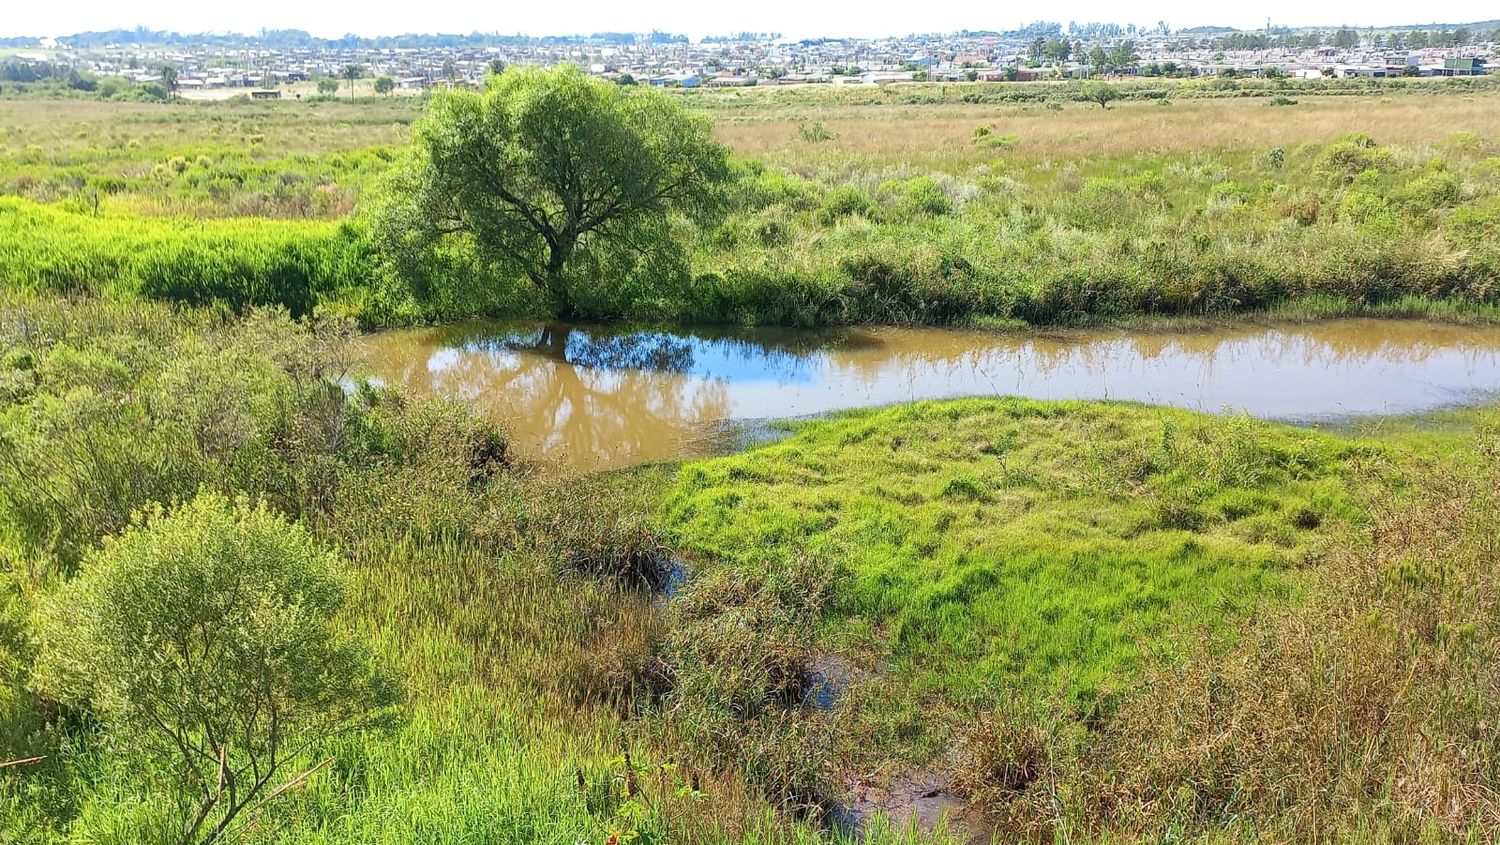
[834,767,991,843]
[801,652,855,711]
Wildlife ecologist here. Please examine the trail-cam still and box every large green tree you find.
[374,64,731,315]
[31,493,401,845]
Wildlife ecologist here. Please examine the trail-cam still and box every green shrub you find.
[32,492,402,845]
[1320,136,1399,183]
[819,185,875,223]
[892,176,952,216]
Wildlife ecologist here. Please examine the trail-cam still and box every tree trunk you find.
[544,239,575,318]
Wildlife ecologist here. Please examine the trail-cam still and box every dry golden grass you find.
[5,90,1496,171]
[711,93,1500,166]
[0,98,417,158]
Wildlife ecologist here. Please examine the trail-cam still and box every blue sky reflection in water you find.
[355,319,1500,470]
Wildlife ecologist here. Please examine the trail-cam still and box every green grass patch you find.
[663,398,1391,758]
[0,197,371,314]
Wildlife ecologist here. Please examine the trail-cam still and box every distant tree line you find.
[1203,26,1489,51]
[0,58,172,100]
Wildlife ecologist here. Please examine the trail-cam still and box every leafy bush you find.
[1320,135,1399,183]
[818,185,875,223]
[32,493,402,845]
[891,176,952,216]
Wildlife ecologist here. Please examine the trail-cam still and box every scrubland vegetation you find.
[4,67,1500,843]
[3,79,1500,327]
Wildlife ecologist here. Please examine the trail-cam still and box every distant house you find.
[250,90,281,99]
[1335,64,1393,78]
[1441,57,1485,76]
[857,71,915,84]
[649,72,700,88]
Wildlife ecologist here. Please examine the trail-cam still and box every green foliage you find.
[972,125,1019,150]
[818,185,875,223]
[796,120,836,143]
[1079,81,1123,108]
[0,300,363,580]
[372,64,732,315]
[889,176,952,216]
[32,492,401,844]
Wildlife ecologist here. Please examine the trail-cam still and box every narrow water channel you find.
[353,319,1500,471]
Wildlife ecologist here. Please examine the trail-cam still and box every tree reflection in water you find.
[358,321,878,470]
[354,319,1500,471]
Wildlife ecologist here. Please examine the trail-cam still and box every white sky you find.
[3,0,1494,41]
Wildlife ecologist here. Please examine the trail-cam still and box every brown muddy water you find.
[353,318,1500,471]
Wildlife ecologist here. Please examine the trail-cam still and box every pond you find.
[353,319,1500,471]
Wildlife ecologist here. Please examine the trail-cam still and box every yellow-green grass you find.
[0,100,410,218]
[0,197,370,313]
[662,398,1398,761]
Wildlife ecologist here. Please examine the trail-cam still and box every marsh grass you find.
[0,198,371,314]
[950,414,1500,843]
[662,398,1390,767]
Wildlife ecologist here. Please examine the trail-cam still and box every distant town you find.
[1,21,1496,100]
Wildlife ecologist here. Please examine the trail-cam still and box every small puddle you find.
[354,318,1500,471]
[658,554,688,599]
[835,768,990,843]
[803,653,854,711]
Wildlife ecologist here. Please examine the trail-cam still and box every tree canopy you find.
[373,64,732,315]
[1080,81,1123,108]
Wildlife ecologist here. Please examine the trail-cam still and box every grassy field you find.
[6,89,1500,209]
[3,87,1500,327]
[709,90,1500,163]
